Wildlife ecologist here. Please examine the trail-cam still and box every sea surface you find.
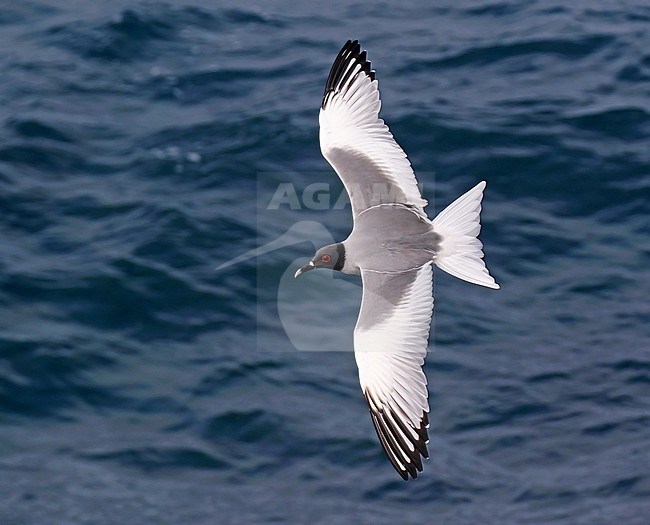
[0,1,649,524]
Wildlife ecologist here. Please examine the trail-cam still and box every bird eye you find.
[321,254,331,263]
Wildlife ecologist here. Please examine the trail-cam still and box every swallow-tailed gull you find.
[295,40,500,480]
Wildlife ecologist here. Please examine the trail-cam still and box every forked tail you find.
[432,181,500,289]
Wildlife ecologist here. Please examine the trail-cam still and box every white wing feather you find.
[354,263,433,479]
[319,41,427,219]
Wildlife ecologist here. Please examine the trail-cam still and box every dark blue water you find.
[1,1,649,523]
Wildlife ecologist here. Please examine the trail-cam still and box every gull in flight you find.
[295,40,500,480]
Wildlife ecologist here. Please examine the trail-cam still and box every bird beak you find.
[294,261,315,278]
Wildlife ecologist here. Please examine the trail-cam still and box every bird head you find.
[295,243,345,278]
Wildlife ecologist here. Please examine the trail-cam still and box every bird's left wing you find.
[319,40,427,220]
[354,263,433,480]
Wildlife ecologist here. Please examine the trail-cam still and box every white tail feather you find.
[432,181,500,289]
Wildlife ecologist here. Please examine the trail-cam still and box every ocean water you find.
[1,1,649,523]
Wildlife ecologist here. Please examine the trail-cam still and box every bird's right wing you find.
[319,40,427,220]
[354,263,433,480]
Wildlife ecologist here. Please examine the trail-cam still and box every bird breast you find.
[345,204,441,273]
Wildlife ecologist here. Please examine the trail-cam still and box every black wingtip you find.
[364,391,429,481]
[322,39,376,110]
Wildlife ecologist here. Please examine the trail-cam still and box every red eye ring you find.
[321,254,331,263]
